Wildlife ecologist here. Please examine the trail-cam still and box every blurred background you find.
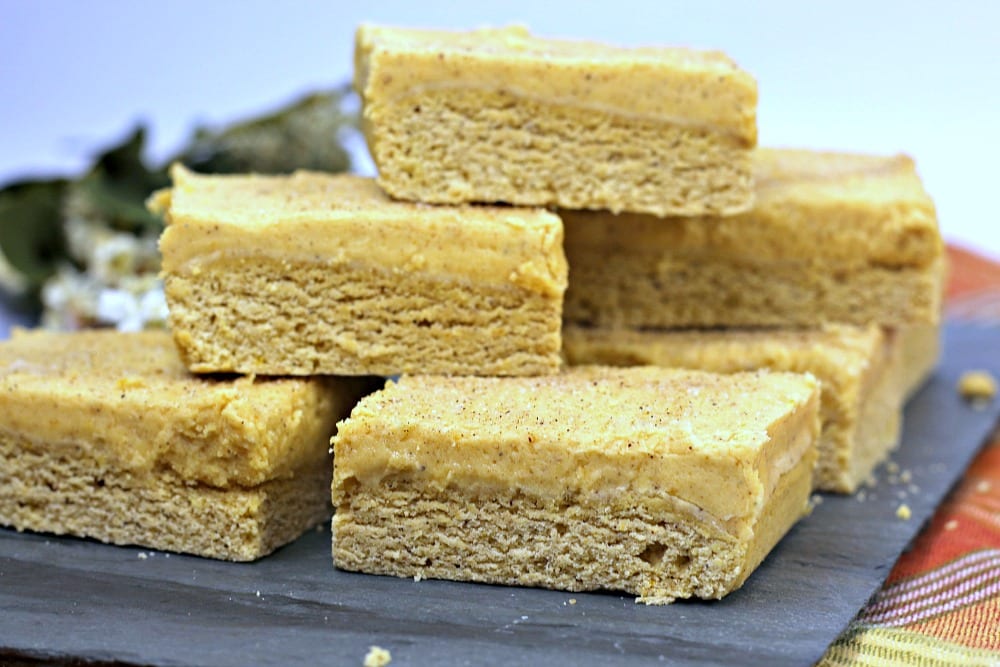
[2,0,997,256]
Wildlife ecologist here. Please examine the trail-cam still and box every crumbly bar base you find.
[0,435,331,561]
[831,325,939,492]
[563,255,943,328]
[166,257,562,376]
[366,90,753,217]
[333,454,812,604]
[823,359,901,493]
[895,325,941,401]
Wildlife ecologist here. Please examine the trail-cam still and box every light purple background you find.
[2,1,997,258]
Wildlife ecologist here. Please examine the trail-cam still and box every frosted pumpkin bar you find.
[153,165,566,376]
[0,329,374,561]
[355,24,757,216]
[332,367,820,603]
[563,324,940,493]
[563,149,944,328]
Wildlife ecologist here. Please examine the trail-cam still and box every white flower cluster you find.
[41,214,166,331]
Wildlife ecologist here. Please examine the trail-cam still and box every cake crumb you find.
[806,493,823,514]
[944,519,959,531]
[958,370,997,404]
[886,461,900,475]
[569,598,577,605]
[900,470,912,484]
[976,480,992,493]
[896,504,912,520]
[363,645,392,667]
[137,552,148,560]
[856,491,867,502]
[412,572,425,582]
[255,590,261,598]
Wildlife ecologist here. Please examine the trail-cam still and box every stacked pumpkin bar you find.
[332,23,943,601]
[0,24,943,605]
[333,24,823,604]
[131,24,816,603]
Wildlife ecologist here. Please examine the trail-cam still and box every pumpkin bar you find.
[563,324,940,493]
[154,165,567,376]
[355,24,757,216]
[332,367,820,603]
[0,329,374,561]
[563,148,944,328]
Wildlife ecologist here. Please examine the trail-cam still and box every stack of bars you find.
[0,24,944,606]
[334,25,943,602]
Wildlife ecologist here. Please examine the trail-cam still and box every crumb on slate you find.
[896,504,912,520]
[364,645,392,667]
[958,370,997,405]
[804,493,824,515]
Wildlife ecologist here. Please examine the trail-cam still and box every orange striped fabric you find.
[819,245,1000,666]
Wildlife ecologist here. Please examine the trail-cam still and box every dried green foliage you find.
[70,126,170,234]
[178,90,354,175]
[0,178,69,290]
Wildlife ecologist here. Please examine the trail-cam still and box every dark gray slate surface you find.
[1,323,999,667]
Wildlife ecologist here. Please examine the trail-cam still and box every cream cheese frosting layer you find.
[333,368,820,538]
[355,24,757,143]
[0,329,347,488]
[154,166,567,299]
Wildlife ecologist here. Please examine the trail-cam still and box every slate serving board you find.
[2,322,999,667]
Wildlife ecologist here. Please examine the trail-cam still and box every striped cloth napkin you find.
[820,245,1000,666]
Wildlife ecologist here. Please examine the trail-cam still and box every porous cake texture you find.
[563,149,944,328]
[355,24,757,216]
[154,165,567,377]
[563,325,940,493]
[894,324,942,402]
[332,367,820,603]
[0,329,373,561]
